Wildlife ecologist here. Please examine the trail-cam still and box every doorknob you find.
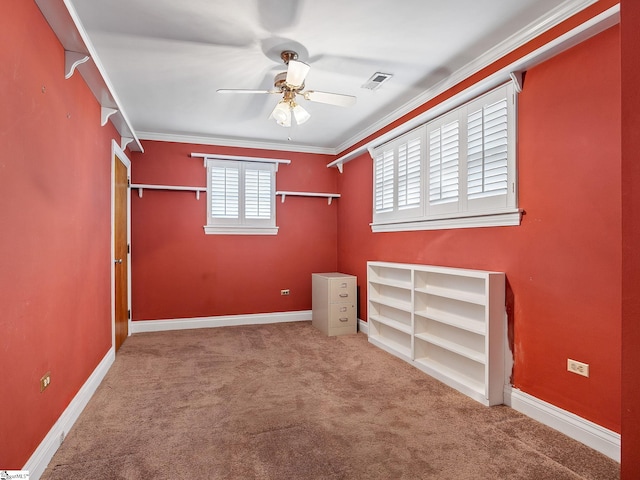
[114,258,123,264]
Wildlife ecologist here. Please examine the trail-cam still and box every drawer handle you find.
[339,293,349,298]
[339,317,349,322]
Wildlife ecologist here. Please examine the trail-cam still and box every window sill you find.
[204,225,279,235]
[371,209,523,232]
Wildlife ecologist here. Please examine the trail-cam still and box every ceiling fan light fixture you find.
[285,60,311,88]
[292,103,311,125]
[270,101,292,127]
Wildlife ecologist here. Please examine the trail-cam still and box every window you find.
[372,83,519,232]
[205,158,277,235]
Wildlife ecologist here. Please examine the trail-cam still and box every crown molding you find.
[137,131,337,155]
[334,0,601,155]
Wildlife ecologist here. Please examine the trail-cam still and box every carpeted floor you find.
[41,321,619,479]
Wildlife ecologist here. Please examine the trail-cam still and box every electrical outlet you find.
[281,289,290,296]
[40,372,51,392]
[567,359,589,377]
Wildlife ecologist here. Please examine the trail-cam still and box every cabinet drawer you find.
[330,278,356,303]
[329,303,356,328]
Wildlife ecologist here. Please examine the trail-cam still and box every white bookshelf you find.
[367,261,506,406]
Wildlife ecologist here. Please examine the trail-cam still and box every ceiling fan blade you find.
[303,90,357,107]
[286,60,310,88]
[217,89,279,94]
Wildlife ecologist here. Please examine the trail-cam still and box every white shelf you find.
[130,184,207,199]
[369,334,412,362]
[414,333,485,364]
[415,285,486,305]
[414,308,485,335]
[275,191,340,205]
[369,264,413,285]
[367,261,505,406]
[370,277,412,290]
[369,313,412,335]
[413,357,486,400]
[369,296,412,313]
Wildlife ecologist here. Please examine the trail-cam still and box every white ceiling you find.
[68,0,578,153]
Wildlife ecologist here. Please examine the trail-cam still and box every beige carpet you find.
[41,322,619,479]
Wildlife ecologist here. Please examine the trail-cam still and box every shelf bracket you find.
[137,187,143,198]
[64,51,90,79]
[101,107,118,126]
[510,71,524,94]
[121,137,134,151]
[336,163,343,174]
[280,193,286,203]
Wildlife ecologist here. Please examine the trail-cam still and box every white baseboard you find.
[24,348,115,480]
[504,386,620,462]
[358,318,368,335]
[130,310,312,334]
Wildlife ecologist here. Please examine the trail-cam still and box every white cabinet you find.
[367,261,506,406]
[312,273,357,336]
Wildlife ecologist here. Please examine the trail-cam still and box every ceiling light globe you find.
[292,104,311,125]
[270,101,292,127]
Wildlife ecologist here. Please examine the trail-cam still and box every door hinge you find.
[127,177,131,187]
[127,309,131,320]
[127,244,130,254]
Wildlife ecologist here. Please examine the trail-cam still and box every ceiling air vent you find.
[362,72,393,90]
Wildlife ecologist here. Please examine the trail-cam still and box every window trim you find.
[204,224,279,235]
[371,83,522,232]
[371,209,521,232]
[204,158,278,236]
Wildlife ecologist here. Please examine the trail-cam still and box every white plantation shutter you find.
[210,165,239,218]
[429,120,459,206]
[398,138,421,210]
[206,159,276,234]
[467,98,508,200]
[372,128,425,223]
[245,167,272,219]
[375,149,395,213]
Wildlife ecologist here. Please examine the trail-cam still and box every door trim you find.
[111,140,132,350]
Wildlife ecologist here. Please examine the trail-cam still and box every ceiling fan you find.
[217,50,357,127]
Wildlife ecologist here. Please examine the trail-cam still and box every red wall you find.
[621,0,640,475]
[129,141,338,320]
[337,26,622,432]
[0,0,116,468]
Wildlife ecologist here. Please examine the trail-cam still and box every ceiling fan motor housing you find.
[280,50,299,64]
